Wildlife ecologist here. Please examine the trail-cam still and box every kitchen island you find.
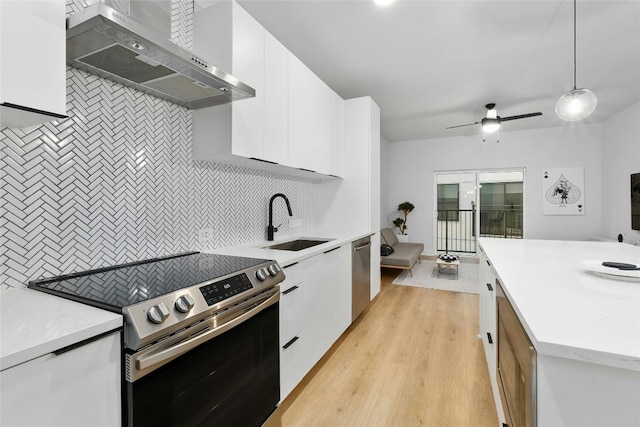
[479,238,640,427]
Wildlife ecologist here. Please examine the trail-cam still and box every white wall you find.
[382,124,603,254]
[601,102,640,244]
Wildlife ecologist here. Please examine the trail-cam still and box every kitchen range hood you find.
[66,2,255,109]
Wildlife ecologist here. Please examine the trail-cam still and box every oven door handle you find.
[135,291,279,372]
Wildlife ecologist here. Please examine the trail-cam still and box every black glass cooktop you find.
[28,252,270,313]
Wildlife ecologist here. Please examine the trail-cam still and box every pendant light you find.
[556,0,597,121]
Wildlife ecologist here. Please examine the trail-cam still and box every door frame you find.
[434,167,526,254]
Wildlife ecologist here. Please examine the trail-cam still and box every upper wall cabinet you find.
[192,2,267,162]
[288,54,332,175]
[193,2,291,168]
[330,91,345,177]
[192,1,343,179]
[1,0,67,128]
[287,54,345,177]
[263,32,289,165]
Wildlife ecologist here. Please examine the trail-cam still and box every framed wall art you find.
[542,167,585,215]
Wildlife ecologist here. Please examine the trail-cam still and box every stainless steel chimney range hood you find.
[66,3,255,109]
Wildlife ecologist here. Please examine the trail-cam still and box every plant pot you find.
[396,234,409,243]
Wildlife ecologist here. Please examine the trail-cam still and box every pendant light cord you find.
[573,0,577,90]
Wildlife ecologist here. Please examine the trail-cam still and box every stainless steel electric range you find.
[29,251,284,427]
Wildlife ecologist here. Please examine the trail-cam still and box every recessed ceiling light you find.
[129,41,147,51]
[373,0,396,6]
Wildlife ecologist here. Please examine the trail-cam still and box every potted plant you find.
[393,201,414,242]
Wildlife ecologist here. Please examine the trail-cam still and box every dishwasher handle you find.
[353,242,371,252]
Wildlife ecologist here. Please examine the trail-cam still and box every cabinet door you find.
[479,248,497,383]
[0,331,121,426]
[279,262,304,400]
[280,331,307,401]
[230,2,264,159]
[263,31,289,165]
[288,54,331,173]
[329,91,345,177]
[303,245,351,369]
[1,0,66,128]
[280,263,303,344]
[322,245,352,340]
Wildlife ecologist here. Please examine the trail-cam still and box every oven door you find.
[125,299,280,427]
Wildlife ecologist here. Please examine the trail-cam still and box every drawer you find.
[280,280,303,343]
[281,262,303,286]
[280,332,306,401]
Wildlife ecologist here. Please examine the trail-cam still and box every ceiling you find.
[228,0,640,142]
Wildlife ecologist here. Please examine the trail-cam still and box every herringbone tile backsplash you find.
[0,67,320,289]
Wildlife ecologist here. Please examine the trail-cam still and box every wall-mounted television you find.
[632,172,640,230]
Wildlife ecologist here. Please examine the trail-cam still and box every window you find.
[437,184,459,221]
[479,182,523,238]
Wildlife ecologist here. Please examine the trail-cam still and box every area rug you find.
[392,259,479,294]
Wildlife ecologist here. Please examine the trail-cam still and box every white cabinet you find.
[478,245,504,423]
[320,96,381,233]
[303,245,351,367]
[478,246,497,386]
[279,245,351,401]
[330,91,345,177]
[193,2,266,161]
[279,262,306,400]
[1,0,67,128]
[288,54,333,174]
[0,331,121,426]
[193,1,343,179]
[263,32,289,165]
[229,1,264,159]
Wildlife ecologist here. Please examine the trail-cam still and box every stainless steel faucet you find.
[267,193,293,241]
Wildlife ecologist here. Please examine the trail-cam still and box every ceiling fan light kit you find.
[481,118,500,133]
[556,0,597,121]
[446,102,542,141]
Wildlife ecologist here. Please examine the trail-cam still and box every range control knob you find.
[175,294,195,313]
[256,268,268,281]
[268,264,279,276]
[147,302,170,324]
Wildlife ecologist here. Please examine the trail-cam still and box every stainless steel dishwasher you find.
[352,236,372,322]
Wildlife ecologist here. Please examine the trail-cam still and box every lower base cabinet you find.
[280,331,307,399]
[0,331,122,427]
[279,244,352,401]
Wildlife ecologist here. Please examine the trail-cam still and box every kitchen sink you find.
[263,239,332,251]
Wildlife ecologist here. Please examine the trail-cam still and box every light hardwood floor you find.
[280,268,498,427]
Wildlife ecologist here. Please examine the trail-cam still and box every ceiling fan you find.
[446,103,542,140]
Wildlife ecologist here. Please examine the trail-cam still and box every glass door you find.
[436,172,477,253]
[435,169,524,254]
[478,171,524,239]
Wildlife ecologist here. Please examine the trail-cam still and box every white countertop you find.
[0,229,370,372]
[0,288,123,371]
[207,229,373,266]
[479,238,640,371]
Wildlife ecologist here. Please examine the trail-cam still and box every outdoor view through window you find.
[436,171,524,254]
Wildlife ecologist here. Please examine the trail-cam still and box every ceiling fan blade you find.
[500,112,543,122]
[446,121,479,129]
